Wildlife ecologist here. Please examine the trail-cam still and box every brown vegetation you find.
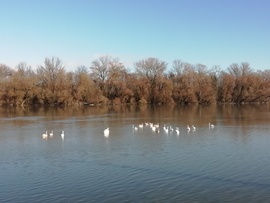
[0,56,269,107]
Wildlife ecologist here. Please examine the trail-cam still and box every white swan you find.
[42,131,48,139]
[61,131,65,140]
[164,126,169,134]
[49,131,53,137]
[192,125,196,131]
[132,125,138,131]
[104,128,109,138]
[175,127,180,135]
[209,123,214,129]
[187,125,191,132]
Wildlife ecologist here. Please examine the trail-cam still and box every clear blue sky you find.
[1,0,269,72]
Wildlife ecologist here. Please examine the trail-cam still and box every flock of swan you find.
[42,123,214,139]
[42,130,65,140]
[104,122,215,138]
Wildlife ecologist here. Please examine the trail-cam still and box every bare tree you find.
[13,62,37,106]
[195,63,207,74]
[216,72,234,103]
[75,65,89,75]
[227,62,253,103]
[0,64,13,81]
[228,62,251,77]
[0,63,38,106]
[37,57,65,88]
[90,55,112,90]
[172,59,184,76]
[0,64,13,105]
[135,57,167,103]
[105,58,126,101]
[36,57,66,105]
[73,66,102,104]
[135,57,166,81]
[90,55,111,82]
[179,64,197,103]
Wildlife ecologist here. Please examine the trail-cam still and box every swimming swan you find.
[42,131,48,139]
[61,131,65,140]
[175,127,180,135]
[187,125,191,132]
[104,128,109,138]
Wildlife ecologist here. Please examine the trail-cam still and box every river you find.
[0,104,270,202]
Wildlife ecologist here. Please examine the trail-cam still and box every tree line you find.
[0,56,269,107]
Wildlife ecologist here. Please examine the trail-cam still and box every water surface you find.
[0,104,270,202]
